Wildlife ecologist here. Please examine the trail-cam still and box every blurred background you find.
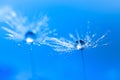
[0,0,120,80]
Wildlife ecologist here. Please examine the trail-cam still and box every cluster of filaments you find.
[0,7,108,52]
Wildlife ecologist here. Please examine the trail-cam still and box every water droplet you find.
[25,31,36,43]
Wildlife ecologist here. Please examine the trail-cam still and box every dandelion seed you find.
[45,29,109,53]
[0,7,55,46]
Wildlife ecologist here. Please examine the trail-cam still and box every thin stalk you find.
[81,50,86,80]
[29,45,36,80]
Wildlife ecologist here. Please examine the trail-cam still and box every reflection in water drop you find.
[75,39,86,50]
[25,31,37,43]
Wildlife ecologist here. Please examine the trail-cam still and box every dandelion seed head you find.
[45,29,109,53]
[0,6,56,46]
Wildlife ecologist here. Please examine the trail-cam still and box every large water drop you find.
[25,31,36,43]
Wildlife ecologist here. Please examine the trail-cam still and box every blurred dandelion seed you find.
[0,6,56,46]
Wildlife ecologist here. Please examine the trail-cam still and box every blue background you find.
[0,0,120,80]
